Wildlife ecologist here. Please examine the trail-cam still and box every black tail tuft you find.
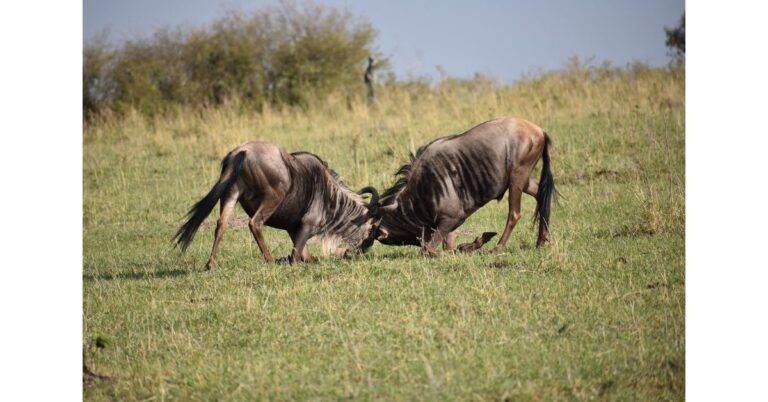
[533,134,556,244]
[173,151,246,252]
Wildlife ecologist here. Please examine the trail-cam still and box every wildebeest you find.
[374,117,556,255]
[174,141,379,267]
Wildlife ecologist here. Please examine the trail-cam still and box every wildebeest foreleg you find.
[457,232,498,253]
[442,231,457,252]
[421,228,445,257]
[206,189,240,270]
[248,195,282,264]
[288,225,313,264]
[289,229,314,263]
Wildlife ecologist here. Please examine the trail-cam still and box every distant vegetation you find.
[84,2,685,121]
[665,13,685,60]
[84,2,382,118]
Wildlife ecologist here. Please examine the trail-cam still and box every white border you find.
[687,1,768,400]
[0,1,82,400]
[2,1,768,399]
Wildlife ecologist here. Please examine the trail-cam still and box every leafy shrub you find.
[83,2,380,119]
[665,14,685,60]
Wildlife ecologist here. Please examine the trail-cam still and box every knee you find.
[512,211,522,222]
[248,219,261,231]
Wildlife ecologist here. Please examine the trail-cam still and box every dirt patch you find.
[201,216,250,229]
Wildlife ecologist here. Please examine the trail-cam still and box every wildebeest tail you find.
[533,134,556,242]
[174,151,246,252]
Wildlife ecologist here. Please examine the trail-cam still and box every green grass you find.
[84,65,684,400]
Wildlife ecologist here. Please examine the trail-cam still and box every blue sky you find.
[84,0,684,83]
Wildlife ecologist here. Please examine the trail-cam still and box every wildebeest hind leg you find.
[493,185,523,253]
[206,188,240,270]
[524,178,539,198]
[524,177,550,245]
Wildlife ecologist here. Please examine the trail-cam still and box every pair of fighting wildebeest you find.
[174,117,556,267]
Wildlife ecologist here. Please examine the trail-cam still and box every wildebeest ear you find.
[377,227,389,240]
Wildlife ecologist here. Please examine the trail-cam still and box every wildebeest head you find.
[355,186,382,252]
[367,155,428,246]
[290,152,385,256]
[372,199,422,246]
[317,184,384,258]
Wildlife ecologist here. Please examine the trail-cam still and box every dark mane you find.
[291,151,347,188]
[379,134,456,205]
[380,154,415,204]
[287,150,370,245]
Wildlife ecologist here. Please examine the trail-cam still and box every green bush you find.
[83,2,380,118]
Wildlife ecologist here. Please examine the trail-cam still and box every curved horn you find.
[358,186,379,207]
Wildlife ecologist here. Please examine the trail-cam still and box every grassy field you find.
[83,64,685,400]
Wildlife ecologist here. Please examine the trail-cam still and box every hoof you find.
[205,261,216,270]
[275,256,291,265]
[421,248,441,258]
